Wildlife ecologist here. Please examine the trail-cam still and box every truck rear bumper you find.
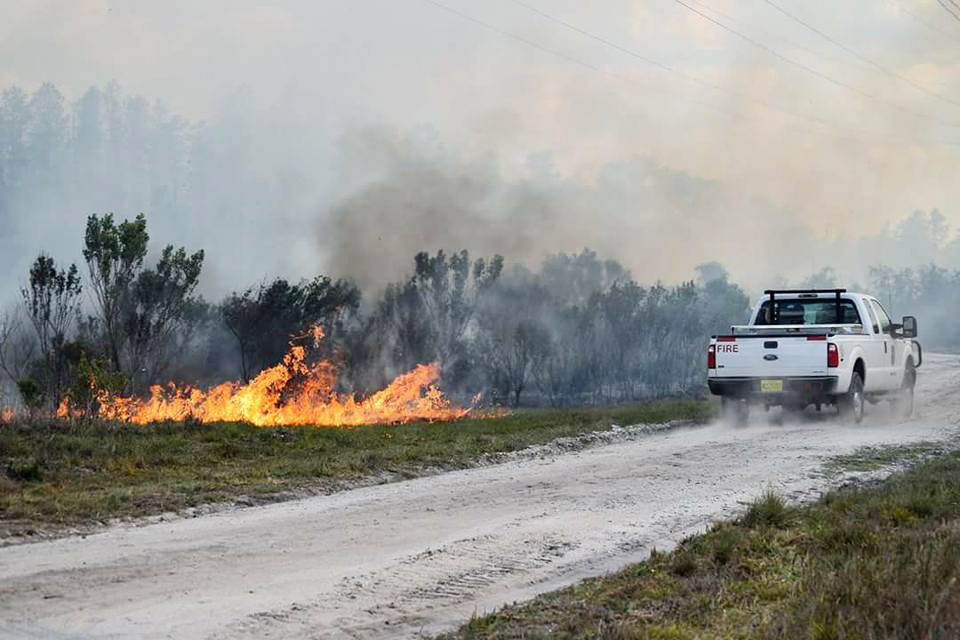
[708,376,839,401]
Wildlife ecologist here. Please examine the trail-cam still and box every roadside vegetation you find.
[0,399,708,537]
[824,440,944,473]
[2,207,750,425]
[442,448,960,639]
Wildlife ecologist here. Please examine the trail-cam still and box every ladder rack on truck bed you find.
[763,288,846,325]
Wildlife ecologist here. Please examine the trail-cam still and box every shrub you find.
[742,490,789,529]
[6,456,43,482]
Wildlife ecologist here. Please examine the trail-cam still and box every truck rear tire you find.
[722,397,749,426]
[839,372,865,424]
[892,362,916,419]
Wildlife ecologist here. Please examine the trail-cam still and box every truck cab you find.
[707,289,921,423]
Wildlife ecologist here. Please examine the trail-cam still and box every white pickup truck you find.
[707,289,921,423]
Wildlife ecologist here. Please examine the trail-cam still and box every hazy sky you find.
[3,0,960,292]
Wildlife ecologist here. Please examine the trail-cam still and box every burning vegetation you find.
[58,326,468,426]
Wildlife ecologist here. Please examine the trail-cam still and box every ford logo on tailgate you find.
[764,354,779,361]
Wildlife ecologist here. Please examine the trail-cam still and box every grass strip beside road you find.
[0,399,707,537]
[442,448,960,640]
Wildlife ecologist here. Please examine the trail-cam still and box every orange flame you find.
[93,327,469,426]
[1,407,14,423]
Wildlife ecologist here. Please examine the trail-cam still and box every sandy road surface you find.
[2,354,958,640]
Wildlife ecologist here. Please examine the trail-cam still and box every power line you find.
[671,0,960,129]
[892,0,960,46]
[686,0,864,71]
[506,0,911,142]
[937,0,960,23]
[762,0,960,107]
[415,0,960,147]
[509,0,674,76]
[417,0,752,123]
[420,0,601,74]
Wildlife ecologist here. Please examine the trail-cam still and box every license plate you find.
[760,379,783,393]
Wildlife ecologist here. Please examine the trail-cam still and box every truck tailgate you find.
[715,337,830,378]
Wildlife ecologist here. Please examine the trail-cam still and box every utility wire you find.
[892,0,960,45]
[507,0,905,141]
[763,0,960,107]
[937,0,960,23]
[417,0,960,147]
[509,0,674,76]
[418,0,752,124]
[687,0,863,70]
[420,0,602,74]
[419,0,763,126]
[672,0,960,129]
[420,0,812,134]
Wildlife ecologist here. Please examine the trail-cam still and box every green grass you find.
[825,441,945,473]
[0,399,708,535]
[440,449,960,640]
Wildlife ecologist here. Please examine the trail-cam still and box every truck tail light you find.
[716,336,736,342]
[827,343,839,368]
[707,344,716,369]
[806,335,826,341]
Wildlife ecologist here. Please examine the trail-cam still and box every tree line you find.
[1,82,190,233]
[0,213,755,414]
[5,209,959,417]
[868,264,960,352]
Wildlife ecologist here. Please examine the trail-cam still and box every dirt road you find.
[2,354,958,640]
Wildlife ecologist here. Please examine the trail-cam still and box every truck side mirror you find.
[902,316,917,338]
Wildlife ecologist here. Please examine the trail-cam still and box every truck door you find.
[860,300,890,391]
[871,300,903,389]
[868,299,898,390]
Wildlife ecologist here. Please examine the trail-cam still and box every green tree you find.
[20,254,82,407]
[83,212,149,372]
[60,343,127,417]
[222,276,359,380]
[16,378,43,415]
[83,213,204,389]
[123,245,205,389]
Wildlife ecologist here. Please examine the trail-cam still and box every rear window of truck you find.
[756,299,862,325]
